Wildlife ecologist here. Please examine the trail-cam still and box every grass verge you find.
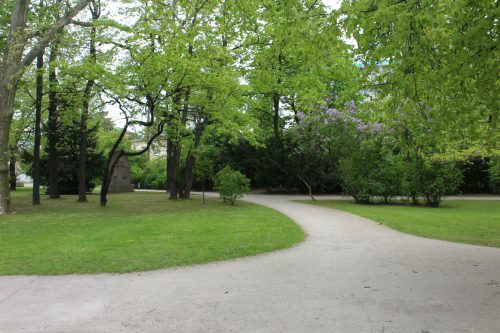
[299,199,500,248]
[0,189,304,275]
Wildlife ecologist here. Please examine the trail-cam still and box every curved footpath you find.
[1,194,499,333]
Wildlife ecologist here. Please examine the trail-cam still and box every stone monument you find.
[108,150,134,193]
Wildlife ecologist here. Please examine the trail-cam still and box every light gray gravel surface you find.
[1,194,499,333]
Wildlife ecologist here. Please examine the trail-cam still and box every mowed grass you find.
[0,189,304,275]
[300,199,500,248]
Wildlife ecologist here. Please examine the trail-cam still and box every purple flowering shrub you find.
[292,102,462,205]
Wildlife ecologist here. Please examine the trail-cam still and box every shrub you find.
[214,166,251,205]
[489,157,500,194]
[339,139,403,204]
[403,158,462,207]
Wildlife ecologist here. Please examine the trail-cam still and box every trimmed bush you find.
[214,166,251,205]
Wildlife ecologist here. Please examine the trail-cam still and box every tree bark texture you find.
[0,90,15,214]
[273,93,280,141]
[179,117,204,199]
[9,146,17,191]
[167,138,181,199]
[0,0,30,214]
[78,5,99,202]
[32,52,44,205]
[47,44,60,199]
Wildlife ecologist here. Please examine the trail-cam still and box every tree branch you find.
[20,0,93,69]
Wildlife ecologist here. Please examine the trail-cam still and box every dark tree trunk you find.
[179,117,204,199]
[78,9,98,203]
[77,99,89,202]
[167,138,181,199]
[32,51,44,205]
[273,93,280,141]
[100,149,123,206]
[167,90,189,200]
[9,146,16,191]
[47,43,60,199]
[100,98,164,207]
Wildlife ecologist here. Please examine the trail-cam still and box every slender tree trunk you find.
[297,174,315,201]
[273,93,280,141]
[77,101,89,202]
[47,44,60,199]
[78,17,97,202]
[32,52,44,205]
[9,146,16,191]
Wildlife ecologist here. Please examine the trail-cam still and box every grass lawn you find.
[0,189,304,275]
[300,199,500,248]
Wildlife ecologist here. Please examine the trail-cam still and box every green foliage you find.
[214,166,250,205]
[130,158,166,190]
[40,120,105,194]
[402,157,463,207]
[489,157,500,194]
[419,160,463,207]
[341,0,499,155]
[339,139,404,204]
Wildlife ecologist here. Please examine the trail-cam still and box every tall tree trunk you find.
[167,138,181,199]
[47,43,60,199]
[0,89,16,214]
[166,90,189,200]
[180,117,204,199]
[273,93,280,141]
[0,0,30,214]
[77,98,89,202]
[78,9,98,203]
[9,146,16,191]
[32,51,44,205]
[0,94,14,214]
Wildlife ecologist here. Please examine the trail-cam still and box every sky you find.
[322,0,342,10]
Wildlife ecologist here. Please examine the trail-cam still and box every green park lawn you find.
[0,189,304,275]
[301,199,500,248]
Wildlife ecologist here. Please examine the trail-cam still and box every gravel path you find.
[1,194,499,333]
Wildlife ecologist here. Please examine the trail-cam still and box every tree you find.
[77,0,100,202]
[0,0,93,214]
[41,119,105,194]
[341,0,499,157]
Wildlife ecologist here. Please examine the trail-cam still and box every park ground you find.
[0,189,304,275]
[0,193,499,332]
